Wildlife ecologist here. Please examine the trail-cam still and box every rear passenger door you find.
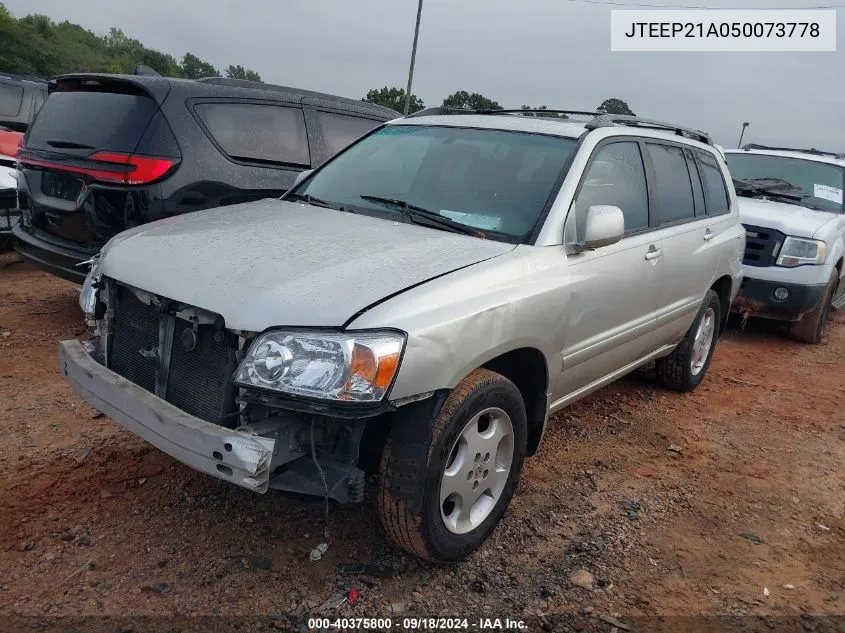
[303,107,385,166]
[644,142,726,347]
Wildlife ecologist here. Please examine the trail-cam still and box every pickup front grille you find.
[108,283,237,425]
[742,224,785,268]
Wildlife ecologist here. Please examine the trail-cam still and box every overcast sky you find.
[5,0,844,150]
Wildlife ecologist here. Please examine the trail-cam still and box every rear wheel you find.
[656,290,721,392]
[789,270,837,344]
[377,369,527,562]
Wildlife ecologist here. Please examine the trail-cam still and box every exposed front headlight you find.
[235,330,405,402]
[78,224,151,314]
[776,237,826,267]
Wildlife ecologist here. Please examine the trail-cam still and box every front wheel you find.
[789,270,837,344]
[656,289,721,392]
[377,369,527,562]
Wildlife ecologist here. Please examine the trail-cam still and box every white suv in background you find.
[725,145,845,343]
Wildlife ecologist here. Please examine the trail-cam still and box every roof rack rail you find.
[585,114,712,145]
[0,72,48,85]
[741,143,845,160]
[407,106,601,118]
[406,108,713,145]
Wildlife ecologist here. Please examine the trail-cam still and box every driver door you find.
[554,140,663,401]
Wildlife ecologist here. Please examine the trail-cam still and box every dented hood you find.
[737,197,838,239]
[100,199,515,331]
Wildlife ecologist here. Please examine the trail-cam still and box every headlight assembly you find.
[776,236,826,267]
[235,330,405,403]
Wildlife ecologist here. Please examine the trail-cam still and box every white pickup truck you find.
[724,145,845,343]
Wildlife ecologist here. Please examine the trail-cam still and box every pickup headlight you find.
[776,237,826,267]
[235,330,405,402]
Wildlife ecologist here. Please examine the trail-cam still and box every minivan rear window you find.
[0,83,24,117]
[26,91,159,153]
[195,103,310,166]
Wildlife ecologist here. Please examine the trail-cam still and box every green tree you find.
[442,90,502,111]
[520,105,568,119]
[363,87,423,113]
[225,64,262,82]
[597,98,635,116]
[182,52,220,79]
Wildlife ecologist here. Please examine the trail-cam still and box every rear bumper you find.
[12,223,92,283]
[731,277,826,322]
[58,339,276,493]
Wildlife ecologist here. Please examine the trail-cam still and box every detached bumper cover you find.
[731,277,826,322]
[58,339,276,493]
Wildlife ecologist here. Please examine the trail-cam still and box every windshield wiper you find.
[359,195,481,237]
[732,178,810,206]
[285,191,345,210]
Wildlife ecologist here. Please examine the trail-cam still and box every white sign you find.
[814,184,844,205]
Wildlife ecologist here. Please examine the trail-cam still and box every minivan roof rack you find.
[0,72,48,85]
[406,107,713,145]
[741,143,845,160]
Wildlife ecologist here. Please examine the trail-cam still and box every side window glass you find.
[645,143,695,225]
[571,141,649,239]
[696,150,731,216]
[314,111,382,158]
[195,103,310,166]
[684,148,706,217]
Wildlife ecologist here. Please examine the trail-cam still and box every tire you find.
[789,270,837,344]
[377,368,527,562]
[656,289,721,392]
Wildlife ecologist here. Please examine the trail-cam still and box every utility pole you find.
[737,121,750,148]
[404,0,424,115]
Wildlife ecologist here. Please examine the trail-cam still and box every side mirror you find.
[581,205,624,250]
[294,169,314,186]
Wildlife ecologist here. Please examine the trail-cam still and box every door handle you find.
[704,228,714,241]
[645,246,663,261]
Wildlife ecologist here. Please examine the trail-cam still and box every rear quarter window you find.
[195,102,310,167]
[696,150,731,216]
[0,83,24,117]
[26,91,158,153]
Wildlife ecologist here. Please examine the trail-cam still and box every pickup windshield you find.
[291,124,577,242]
[725,153,845,213]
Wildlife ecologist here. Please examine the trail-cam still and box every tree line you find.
[0,3,262,81]
[0,3,636,117]
[363,87,635,117]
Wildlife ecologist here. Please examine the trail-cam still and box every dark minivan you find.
[0,72,48,133]
[13,74,398,282]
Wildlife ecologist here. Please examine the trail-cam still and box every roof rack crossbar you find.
[741,143,845,160]
[585,114,712,145]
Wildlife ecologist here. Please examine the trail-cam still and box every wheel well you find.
[482,348,548,457]
[836,258,843,273]
[710,275,733,336]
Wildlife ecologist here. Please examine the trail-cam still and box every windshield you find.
[292,124,577,241]
[725,153,844,213]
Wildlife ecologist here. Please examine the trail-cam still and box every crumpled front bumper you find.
[58,339,276,493]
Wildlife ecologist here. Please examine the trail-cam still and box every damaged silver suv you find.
[60,109,745,561]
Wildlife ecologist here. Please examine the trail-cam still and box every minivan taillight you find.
[18,151,177,186]
[88,152,176,185]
